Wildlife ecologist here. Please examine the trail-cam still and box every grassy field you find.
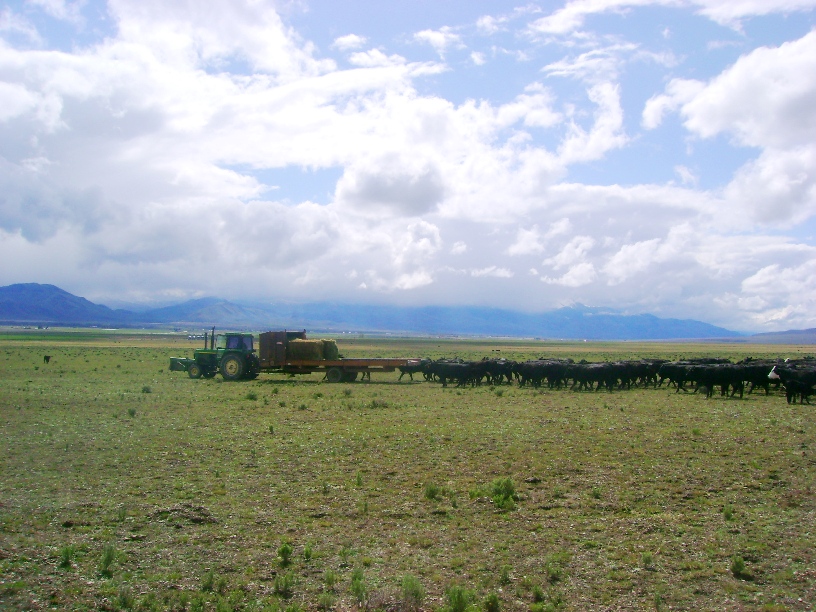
[1,330,814,611]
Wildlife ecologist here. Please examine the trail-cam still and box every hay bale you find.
[322,339,339,360]
[287,339,325,360]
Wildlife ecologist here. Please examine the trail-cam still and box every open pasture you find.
[0,331,814,611]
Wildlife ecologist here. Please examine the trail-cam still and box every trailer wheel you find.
[326,367,343,383]
[220,355,244,381]
[341,371,358,382]
[188,363,203,379]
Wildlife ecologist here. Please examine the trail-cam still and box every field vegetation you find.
[0,329,814,611]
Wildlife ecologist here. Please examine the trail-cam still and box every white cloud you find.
[470,266,514,278]
[507,226,545,255]
[332,33,367,51]
[413,26,463,57]
[470,51,486,65]
[544,235,596,270]
[27,0,84,24]
[450,241,467,254]
[348,49,406,68]
[542,262,598,287]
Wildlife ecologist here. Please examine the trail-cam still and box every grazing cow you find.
[43,355,51,364]
[398,358,431,382]
[768,366,816,404]
[426,360,475,388]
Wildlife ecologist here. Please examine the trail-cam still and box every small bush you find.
[642,552,654,569]
[59,544,75,569]
[303,543,313,562]
[274,572,294,598]
[99,543,116,577]
[141,385,151,394]
[484,592,501,612]
[127,408,136,418]
[424,481,443,501]
[350,568,367,606]
[491,477,518,511]
[324,569,338,591]
[278,541,294,567]
[318,592,335,611]
[355,471,364,487]
[245,391,258,401]
[723,504,734,521]
[499,564,511,585]
[731,555,751,580]
[401,575,425,611]
[201,570,215,592]
[532,585,545,603]
[445,585,474,612]
[298,403,308,411]
[117,585,135,609]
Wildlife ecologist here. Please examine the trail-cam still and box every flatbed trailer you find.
[258,330,417,382]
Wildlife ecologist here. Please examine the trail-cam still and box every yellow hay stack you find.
[322,339,339,360]
[287,339,325,360]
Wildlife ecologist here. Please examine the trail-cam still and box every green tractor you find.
[170,328,260,381]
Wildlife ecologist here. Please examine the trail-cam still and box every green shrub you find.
[274,572,294,598]
[445,584,474,612]
[401,575,425,611]
[141,385,151,394]
[499,564,511,585]
[424,481,443,501]
[303,543,313,562]
[317,592,335,610]
[99,543,116,577]
[278,541,294,567]
[731,555,750,579]
[642,552,654,569]
[117,585,135,609]
[490,477,518,511]
[323,569,338,591]
[58,544,75,569]
[350,568,367,606]
[723,504,734,521]
[245,391,258,401]
[127,408,136,418]
[484,592,500,612]
[532,585,545,603]
[201,570,215,592]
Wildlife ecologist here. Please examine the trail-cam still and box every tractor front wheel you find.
[188,363,203,379]
[220,355,244,381]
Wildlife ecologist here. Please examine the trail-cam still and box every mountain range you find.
[0,282,804,342]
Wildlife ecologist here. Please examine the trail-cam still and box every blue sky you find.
[1,0,816,331]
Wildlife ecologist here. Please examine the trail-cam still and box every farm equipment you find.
[169,327,260,381]
[170,328,418,382]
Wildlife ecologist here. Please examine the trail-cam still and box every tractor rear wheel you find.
[188,363,203,379]
[325,367,343,383]
[220,355,244,381]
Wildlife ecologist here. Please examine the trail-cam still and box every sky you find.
[2,1,816,332]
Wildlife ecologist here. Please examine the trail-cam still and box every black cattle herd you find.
[397,356,816,404]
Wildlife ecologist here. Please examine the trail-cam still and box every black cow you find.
[768,366,816,404]
[398,358,431,381]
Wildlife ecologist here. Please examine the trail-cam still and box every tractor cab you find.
[217,333,254,352]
